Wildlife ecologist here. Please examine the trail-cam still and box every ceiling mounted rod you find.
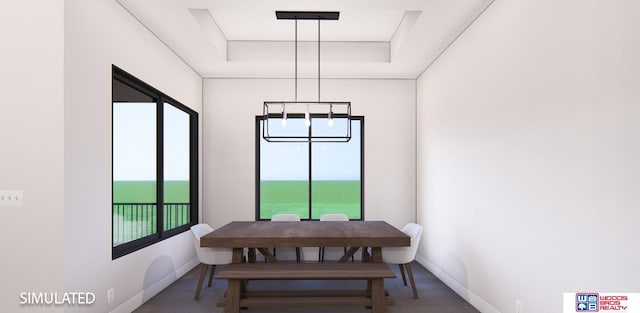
[318,18,321,103]
[264,10,351,143]
[276,11,339,20]
[295,18,297,102]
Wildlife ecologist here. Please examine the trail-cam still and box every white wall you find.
[203,78,416,229]
[64,1,202,312]
[0,0,64,312]
[416,0,640,312]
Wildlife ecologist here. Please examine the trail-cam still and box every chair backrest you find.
[271,213,300,221]
[268,214,300,261]
[381,223,424,264]
[190,223,233,265]
[319,213,349,221]
[402,223,423,257]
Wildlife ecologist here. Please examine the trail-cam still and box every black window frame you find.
[112,65,199,259]
[255,115,364,221]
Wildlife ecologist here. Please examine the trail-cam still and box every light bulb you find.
[327,104,334,127]
[304,109,311,127]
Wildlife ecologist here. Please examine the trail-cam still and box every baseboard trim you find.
[415,255,500,313]
[109,257,200,313]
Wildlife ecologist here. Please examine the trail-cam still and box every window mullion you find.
[308,122,312,220]
[190,112,199,225]
[157,96,164,238]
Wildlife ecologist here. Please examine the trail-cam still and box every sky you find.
[260,118,361,181]
[113,102,190,181]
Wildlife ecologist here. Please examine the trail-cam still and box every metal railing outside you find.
[112,203,190,246]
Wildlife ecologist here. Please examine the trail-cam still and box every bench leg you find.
[370,278,386,313]
[225,279,241,313]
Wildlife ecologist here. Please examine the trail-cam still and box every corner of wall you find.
[109,257,200,313]
[416,255,499,313]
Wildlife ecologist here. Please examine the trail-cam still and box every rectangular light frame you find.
[262,101,351,142]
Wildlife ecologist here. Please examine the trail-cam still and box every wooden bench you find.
[216,262,396,313]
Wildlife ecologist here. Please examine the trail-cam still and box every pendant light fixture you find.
[262,11,352,142]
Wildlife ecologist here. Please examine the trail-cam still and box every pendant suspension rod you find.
[295,18,298,102]
[318,19,321,103]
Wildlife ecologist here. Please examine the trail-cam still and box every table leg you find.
[370,278,386,313]
[370,247,382,263]
[248,248,256,263]
[241,279,248,308]
[369,246,385,312]
[225,279,241,313]
[337,247,360,263]
[362,247,370,262]
[256,247,278,263]
[232,248,244,263]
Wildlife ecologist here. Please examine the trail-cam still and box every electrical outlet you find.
[0,190,23,207]
[107,288,114,304]
[515,299,524,313]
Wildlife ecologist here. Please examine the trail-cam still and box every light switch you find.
[0,190,23,207]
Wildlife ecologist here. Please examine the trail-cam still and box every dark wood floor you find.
[134,261,479,313]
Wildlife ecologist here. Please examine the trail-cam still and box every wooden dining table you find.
[200,220,410,313]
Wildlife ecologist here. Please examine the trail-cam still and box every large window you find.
[256,116,363,220]
[112,66,198,259]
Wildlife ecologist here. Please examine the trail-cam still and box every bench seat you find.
[217,262,396,313]
[217,262,396,280]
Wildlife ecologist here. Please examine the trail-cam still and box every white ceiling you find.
[117,0,493,79]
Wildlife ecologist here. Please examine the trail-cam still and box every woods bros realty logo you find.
[564,293,640,313]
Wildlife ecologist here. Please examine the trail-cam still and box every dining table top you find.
[200,220,410,248]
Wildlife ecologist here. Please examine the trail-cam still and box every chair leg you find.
[207,265,216,287]
[405,262,419,298]
[194,263,208,300]
[398,264,407,286]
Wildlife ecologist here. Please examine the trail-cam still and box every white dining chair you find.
[271,213,300,221]
[380,223,424,298]
[270,213,301,262]
[190,223,233,300]
[319,213,350,262]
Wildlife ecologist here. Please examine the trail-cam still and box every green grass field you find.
[113,180,190,203]
[260,180,361,220]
